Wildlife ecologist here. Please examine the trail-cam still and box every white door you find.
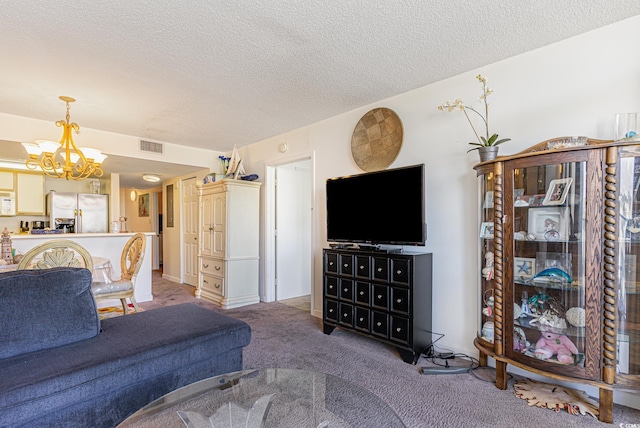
[182,177,198,286]
[275,161,312,300]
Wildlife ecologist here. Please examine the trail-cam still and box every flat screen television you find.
[326,164,426,246]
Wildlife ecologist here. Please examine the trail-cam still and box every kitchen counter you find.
[10,232,154,304]
[12,232,142,239]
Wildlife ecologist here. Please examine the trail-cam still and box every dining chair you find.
[17,240,94,273]
[91,233,146,314]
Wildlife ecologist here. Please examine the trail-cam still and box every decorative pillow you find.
[0,267,100,359]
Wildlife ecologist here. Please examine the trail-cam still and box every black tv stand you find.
[322,248,433,364]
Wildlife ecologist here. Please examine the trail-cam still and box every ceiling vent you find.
[139,139,164,154]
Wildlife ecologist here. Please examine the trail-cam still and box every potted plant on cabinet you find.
[438,74,510,162]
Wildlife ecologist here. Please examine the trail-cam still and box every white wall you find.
[121,186,160,233]
[241,15,640,378]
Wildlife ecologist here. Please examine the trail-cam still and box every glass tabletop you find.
[119,368,405,428]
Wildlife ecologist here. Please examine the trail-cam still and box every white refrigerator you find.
[47,191,109,233]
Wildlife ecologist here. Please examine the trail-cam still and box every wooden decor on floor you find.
[513,379,599,418]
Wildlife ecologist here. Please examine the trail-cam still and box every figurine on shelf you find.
[481,321,495,343]
[482,251,494,280]
[1,227,12,264]
[482,289,494,317]
[527,291,565,315]
[534,331,579,364]
[520,291,532,316]
[532,267,572,284]
[514,327,529,352]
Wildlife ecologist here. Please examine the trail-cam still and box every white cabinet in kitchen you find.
[17,173,45,215]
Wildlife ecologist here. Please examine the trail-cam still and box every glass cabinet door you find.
[478,167,496,347]
[506,157,590,375]
[617,148,640,382]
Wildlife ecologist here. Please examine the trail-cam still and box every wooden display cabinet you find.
[474,138,640,423]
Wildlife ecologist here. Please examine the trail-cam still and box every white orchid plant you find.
[438,75,510,152]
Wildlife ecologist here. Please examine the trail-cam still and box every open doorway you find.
[264,153,315,312]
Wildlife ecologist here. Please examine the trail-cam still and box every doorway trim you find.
[263,151,316,312]
[151,192,160,270]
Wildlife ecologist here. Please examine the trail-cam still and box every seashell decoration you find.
[529,310,568,331]
[514,302,522,319]
[565,307,586,328]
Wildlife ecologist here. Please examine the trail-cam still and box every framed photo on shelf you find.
[543,178,573,205]
[530,194,546,207]
[479,222,494,239]
[536,252,572,277]
[527,207,570,240]
[514,257,536,280]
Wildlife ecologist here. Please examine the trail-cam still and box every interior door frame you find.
[151,192,159,270]
[263,151,316,311]
[181,176,199,286]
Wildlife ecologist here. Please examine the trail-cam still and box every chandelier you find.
[22,96,107,180]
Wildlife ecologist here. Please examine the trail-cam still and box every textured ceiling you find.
[1,1,640,186]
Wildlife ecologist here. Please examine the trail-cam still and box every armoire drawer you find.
[200,259,224,276]
[201,273,225,297]
[200,258,224,277]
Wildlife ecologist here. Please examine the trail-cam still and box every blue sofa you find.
[0,267,252,427]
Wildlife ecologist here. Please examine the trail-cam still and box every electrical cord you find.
[467,366,514,383]
[417,334,517,381]
[417,332,445,359]
[418,340,481,374]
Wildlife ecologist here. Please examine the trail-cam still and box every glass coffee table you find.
[119,368,405,427]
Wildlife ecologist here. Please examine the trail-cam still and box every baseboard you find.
[162,273,181,283]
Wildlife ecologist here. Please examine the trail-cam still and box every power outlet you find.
[617,334,629,374]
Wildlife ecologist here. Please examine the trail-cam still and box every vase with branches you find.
[438,75,510,159]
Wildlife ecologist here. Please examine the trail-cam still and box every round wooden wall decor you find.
[351,107,403,172]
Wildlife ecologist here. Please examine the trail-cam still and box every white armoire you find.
[196,179,261,308]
